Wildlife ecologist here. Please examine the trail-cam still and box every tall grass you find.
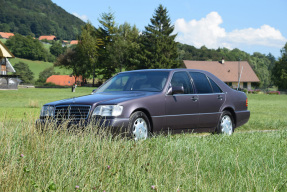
[0,89,287,191]
[1,118,287,191]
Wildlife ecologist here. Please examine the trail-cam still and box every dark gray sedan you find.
[37,69,250,140]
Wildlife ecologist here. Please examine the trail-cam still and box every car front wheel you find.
[128,111,151,141]
[217,111,234,135]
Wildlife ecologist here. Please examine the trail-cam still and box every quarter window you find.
[189,72,213,94]
[208,77,222,93]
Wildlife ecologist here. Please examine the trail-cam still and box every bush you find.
[267,91,280,95]
[242,89,248,93]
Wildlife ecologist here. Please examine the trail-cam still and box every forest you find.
[0,0,85,39]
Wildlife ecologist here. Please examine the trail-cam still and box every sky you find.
[52,0,287,58]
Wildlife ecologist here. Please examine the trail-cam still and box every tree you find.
[95,11,117,79]
[78,22,100,86]
[5,34,50,61]
[140,4,180,69]
[54,48,82,84]
[250,52,272,88]
[54,23,100,86]
[36,67,59,84]
[106,22,141,71]
[13,62,34,84]
[272,43,287,90]
[50,41,66,57]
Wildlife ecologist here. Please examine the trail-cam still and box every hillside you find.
[0,0,85,39]
[9,58,71,81]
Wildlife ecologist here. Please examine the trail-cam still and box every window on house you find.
[243,82,247,88]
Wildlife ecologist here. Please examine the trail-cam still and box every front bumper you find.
[35,117,130,132]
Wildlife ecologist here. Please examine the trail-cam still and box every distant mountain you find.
[0,0,86,40]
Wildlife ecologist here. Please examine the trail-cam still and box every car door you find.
[189,72,225,128]
[165,71,199,130]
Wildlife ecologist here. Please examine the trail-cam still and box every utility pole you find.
[237,58,241,90]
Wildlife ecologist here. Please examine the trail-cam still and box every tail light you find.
[246,98,248,108]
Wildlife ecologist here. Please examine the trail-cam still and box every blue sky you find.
[52,0,287,58]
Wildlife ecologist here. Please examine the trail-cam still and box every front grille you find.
[54,105,91,120]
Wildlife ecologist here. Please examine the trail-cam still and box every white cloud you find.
[174,12,287,50]
[72,12,88,22]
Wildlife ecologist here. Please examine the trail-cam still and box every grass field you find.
[9,58,72,81]
[0,88,287,191]
[0,39,7,44]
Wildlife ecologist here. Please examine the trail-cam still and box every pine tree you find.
[141,4,179,69]
[96,11,117,79]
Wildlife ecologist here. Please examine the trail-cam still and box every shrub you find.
[267,91,280,95]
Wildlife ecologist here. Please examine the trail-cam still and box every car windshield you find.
[96,71,169,93]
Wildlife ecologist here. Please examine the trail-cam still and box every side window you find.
[189,72,212,94]
[170,72,193,94]
[208,77,222,93]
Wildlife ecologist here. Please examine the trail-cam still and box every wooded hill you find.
[0,0,85,39]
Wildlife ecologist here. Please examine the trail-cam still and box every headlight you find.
[92,105,123,117]
[40,106,55,117]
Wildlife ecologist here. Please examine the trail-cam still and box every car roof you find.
[119,68,208,73]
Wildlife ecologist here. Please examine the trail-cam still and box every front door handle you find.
[191,96,198,102]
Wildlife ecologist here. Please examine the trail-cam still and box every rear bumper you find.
[35,117,130,131]
[235,110,250,128]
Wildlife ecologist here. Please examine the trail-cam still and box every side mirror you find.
[91,89,97,95]
[167,85,184,95]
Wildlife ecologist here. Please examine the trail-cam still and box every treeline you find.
[0,0,85,39]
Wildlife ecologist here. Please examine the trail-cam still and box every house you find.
[0,32,15,39]
[0,41,18,89]
[46,75,82,86]
[70,40,78,45]
[183,59,260,90]
[38,35,56,41]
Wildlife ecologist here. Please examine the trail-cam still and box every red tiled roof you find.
[70,40,78,45]
[183,60,260,82]
[0,32,15,39]
[46,75,82,86]
[39,35,56,41]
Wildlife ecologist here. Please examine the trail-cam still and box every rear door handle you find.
[217,95,223,100]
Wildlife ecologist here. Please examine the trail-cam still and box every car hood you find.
[44,91,159,106]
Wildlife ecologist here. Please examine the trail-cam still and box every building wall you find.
[228,82,251,90]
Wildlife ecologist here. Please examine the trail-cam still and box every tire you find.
[217,111,234,135]
[128,111,151,141]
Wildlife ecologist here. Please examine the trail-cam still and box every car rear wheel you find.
[217,111,234,135]
[128,111,151,141]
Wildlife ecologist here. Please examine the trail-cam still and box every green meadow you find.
[0,88,287,191]
[9,58,72,81]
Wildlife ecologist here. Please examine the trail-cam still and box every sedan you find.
[36,69,250,140]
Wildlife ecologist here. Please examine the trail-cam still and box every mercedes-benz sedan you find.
[36,69,250,140]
